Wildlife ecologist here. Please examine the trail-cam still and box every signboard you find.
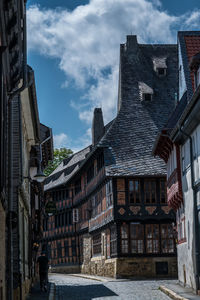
[45,201,57,215]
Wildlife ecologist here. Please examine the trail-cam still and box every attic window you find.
[139,82,153,102]
[157,68,166,76]
[153,57,167,77]
[143,93,152,101]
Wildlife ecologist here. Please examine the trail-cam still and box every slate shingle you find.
[100,37,178,177]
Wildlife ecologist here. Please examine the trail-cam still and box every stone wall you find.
[116,257,177,278]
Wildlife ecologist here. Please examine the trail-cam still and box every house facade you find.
[43,35,178,279]
[153,31,200,292]
[0,1,53,299]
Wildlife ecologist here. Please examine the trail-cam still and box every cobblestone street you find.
[49,273,176,300]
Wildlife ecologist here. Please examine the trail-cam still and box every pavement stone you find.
[49,273,175,300]
[160,283,200,300]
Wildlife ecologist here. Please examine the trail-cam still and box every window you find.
[121,224,129,254]
[87,164,94,183]
[106,180,113,207]
[75,178,81,195]
[177,204,186,243]
[69,210,72,225]
[55,215,58,228]
[97,152,104,172]
[64,240,69,257]
[143,93,152,101]
[157,68,166,76]
[57,242,62,258]
[73,208,79,223]
[110,226,117,256]
[130,224,144,254]
[129,180,140,203]
[72,240,76,256]
[92,195,98,217]
[160,180,167,203]
[47,244,51,259]
[146,224,159,253]
[144,180,156,203]
[43,218,48,231]
[161,224,175,253]
[93,233,101,255]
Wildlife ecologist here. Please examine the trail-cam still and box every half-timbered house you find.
[153,31,200,292]
[43,35,178,278]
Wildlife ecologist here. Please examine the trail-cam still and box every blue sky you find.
[27,0,200,152]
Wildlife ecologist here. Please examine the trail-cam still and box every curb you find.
[159,285,189,300]
[68,273,108,282]
[48,283,56,300]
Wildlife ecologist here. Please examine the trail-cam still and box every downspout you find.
[179,128,200,293]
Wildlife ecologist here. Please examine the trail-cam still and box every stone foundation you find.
[81,256,177,279]
[50,264,80,274]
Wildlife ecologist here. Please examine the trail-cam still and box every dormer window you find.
[143,93,152,101]
[153,57,167,77]
[157,68,166,76]
[139,82,153,102]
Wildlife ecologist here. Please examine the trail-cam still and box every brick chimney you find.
[92,108,104,146]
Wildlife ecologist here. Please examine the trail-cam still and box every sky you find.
[27,0,200,152]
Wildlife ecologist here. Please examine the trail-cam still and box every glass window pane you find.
[129,181,134,192]
[138,240,143,253]
[131,240,137,253]
[135,181,139,191]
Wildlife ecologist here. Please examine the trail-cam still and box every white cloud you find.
[53,133,69,149]
[53,129,92,153]
[27,0,200,148]
[184,11,200,28]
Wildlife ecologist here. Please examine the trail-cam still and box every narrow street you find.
[49,273,175,300]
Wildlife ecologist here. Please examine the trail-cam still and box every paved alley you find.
[49,273,175,300]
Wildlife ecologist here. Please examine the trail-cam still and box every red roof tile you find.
[185,36,200,90]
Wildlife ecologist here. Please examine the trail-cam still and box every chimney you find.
[126,35,138,51]
[92,108,104,146]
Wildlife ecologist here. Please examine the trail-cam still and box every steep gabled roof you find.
[99,36,178,177]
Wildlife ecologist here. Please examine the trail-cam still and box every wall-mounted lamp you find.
[33,162,46,183]
[24,157,46,183]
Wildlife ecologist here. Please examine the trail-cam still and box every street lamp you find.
[33,162,46,183]
[24,157,46,183]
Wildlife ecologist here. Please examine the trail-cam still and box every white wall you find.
[178,42,187,100]
[177,134,199,290]
[167,145,177,179]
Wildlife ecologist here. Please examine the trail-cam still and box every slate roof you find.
[99,36,178,177]
[44,146,91,191]
[44,35,178,191]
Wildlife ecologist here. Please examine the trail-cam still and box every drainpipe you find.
[179,128,200,293]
